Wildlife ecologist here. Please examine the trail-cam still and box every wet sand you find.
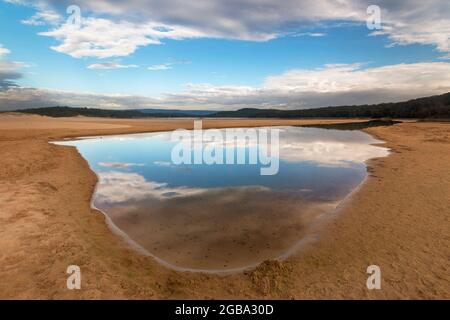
[100,187,340,271]
[0,114,449,299]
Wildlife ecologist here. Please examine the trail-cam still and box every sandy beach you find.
[0,114,448,299]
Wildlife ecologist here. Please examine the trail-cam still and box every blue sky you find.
[0,0,449,110]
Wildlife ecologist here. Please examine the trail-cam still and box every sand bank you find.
[0,114,448,299]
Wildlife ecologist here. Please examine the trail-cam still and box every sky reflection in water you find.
[57,126,388,271]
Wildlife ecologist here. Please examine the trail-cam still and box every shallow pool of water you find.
[56,126,388,271]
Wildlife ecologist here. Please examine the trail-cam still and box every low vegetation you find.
[11,92,450,119]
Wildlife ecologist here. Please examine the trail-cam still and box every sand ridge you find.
[0,114,448,299]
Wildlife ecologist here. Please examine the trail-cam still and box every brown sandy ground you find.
[0,114,448,299]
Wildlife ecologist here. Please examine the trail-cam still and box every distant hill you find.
[15,106,211,118]
[16,106,149,118]
[139,109,217,116]
[11,92,450,119]
[211,92,450,119]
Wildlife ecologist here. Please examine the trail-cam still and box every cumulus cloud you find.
[263,63,450,93]
[161,62,450,108]
[38,17,208,58]
[14,0,449,57]
[87,61,138,69]
[368,1,450,53]
[1,62,450,111]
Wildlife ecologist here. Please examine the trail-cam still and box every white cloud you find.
[0,45,11,58]
[163,62,450,109]
[148,63,172,71]
[39,0,357,41]
[21,9,62,26]
[87,61,138,69]
[369,1,450,54]
[23,0,449,57]
[263,62,450,93]
[38,17,208,58]
[1,62,449,111]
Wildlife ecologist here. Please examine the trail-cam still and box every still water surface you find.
[56,126,388,271]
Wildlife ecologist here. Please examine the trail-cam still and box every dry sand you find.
[0,114,448,299]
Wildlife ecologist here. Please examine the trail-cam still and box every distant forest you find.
[12,92,450,119]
